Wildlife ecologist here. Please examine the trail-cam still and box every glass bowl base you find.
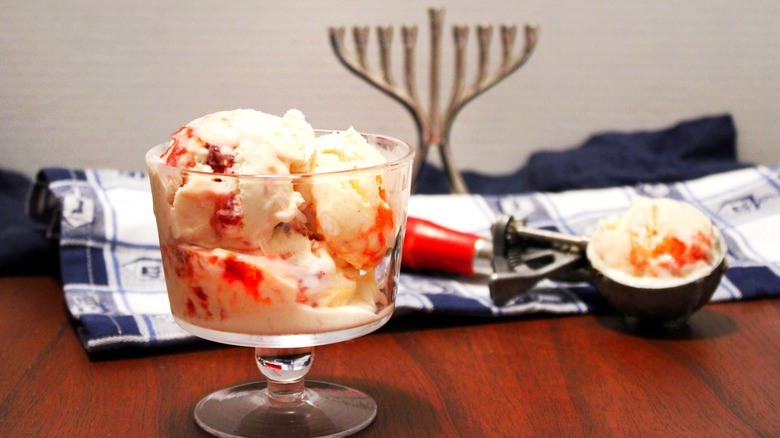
[175,306,393,348]
[194,380,377,438]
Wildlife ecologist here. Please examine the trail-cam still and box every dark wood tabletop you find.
[1,275,778,437]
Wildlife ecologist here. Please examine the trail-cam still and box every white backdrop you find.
[2,1,779,178]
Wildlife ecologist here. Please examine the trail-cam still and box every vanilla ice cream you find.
[311,129,394,269]
[587,196,723,288]
[146,109,411,339]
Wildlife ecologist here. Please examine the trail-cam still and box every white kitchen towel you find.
[29,165,780,353]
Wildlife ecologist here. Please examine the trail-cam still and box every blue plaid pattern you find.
[30,166,780,353]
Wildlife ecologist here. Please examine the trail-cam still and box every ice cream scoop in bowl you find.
[481,196,728,329]
[584,196,729,329]
[587,229,728,329]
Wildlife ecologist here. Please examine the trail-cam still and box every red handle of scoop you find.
[402,217,481,276]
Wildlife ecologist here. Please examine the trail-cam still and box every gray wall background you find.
[3,1,778,177]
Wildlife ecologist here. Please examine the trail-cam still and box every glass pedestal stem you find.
[255,347,314,404]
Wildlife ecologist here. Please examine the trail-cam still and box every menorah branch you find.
[329,27,420,116]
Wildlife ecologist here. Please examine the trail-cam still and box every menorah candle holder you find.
[329,7,539,193]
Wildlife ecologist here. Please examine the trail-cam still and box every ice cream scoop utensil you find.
[402,216,590,305]
[402,215,727,325]
[402,217,494,276]
[488,215,590,305]
[494,215,589,254]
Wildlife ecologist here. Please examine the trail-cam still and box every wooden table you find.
[1,276,778,437]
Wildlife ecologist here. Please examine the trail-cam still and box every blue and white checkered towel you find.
[29,166,780,353]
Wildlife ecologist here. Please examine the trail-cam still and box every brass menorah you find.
[329,7,539,193]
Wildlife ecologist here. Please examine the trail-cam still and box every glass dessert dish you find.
[147,130,414,437]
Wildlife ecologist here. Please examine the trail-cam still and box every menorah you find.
[329,7,539,193]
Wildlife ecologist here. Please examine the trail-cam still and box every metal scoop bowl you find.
[488,215,729,328]
[587,229,728,329]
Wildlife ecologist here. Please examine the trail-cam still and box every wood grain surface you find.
[1,276,778,437]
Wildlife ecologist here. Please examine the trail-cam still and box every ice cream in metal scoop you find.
[584,196,728,328]
[403,196,728,327]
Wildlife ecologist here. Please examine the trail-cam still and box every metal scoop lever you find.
[401,215,590,306]
[489,215,590,306]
